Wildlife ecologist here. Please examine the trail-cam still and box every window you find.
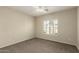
[43,19,58,35]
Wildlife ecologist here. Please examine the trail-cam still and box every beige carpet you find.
[0,38,78,53]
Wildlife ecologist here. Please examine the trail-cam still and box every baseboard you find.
[36,37,77,47]
[0,37,34,49]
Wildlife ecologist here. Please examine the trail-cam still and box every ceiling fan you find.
[33,6,48,13]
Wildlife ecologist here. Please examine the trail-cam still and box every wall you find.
[77,7,79,49]
[0,7,35,48]
[36,8,77,46]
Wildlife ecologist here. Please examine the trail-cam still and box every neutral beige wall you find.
[36,8,77,46]
[77,7,79,49]
[0,7,35,48]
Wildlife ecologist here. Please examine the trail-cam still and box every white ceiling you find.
[8,6,76,16]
